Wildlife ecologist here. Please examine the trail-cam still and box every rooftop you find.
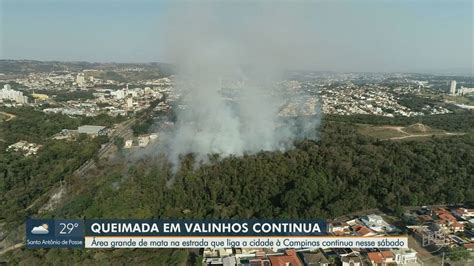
[77,125,106,134]
[268,249,303,266]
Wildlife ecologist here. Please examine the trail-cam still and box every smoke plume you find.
[157,2,322,169]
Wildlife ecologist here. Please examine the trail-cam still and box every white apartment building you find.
[0,84,28,104]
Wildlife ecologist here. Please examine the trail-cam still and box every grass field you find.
[444,95,474,105]
[356,123,464,140]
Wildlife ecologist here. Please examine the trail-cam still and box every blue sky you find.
[1,0,472,73]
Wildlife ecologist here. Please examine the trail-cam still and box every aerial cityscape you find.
[0,0,473,265]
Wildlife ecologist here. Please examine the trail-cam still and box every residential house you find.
[465,227,474,241]
[464,243,474,251]
[237,257,271,266]
[267,249,303,266]
[329,222,350,235]
[360,214,396,233]
[352,225,376,237]
[417,215,433,224]
[222,256,236,266]
[453,208,474,219]
[300,250,330,266]
[392,248,418,265]
[340,252,362,266]
[435,208,464,233]
[367,251,395,266]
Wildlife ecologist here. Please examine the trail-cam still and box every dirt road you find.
[0,111,16,121]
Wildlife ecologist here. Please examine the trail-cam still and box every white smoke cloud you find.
[157,2,322,169]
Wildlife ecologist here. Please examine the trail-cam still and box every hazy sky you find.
[1,0,472,73]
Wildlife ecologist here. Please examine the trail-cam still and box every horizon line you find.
[1,58,472,76]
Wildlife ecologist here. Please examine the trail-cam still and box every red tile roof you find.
[452,221,464,228]
[367,252,384,264]
[381,250,394,258]
[464,243,474,250]
[353,225,373,236]
[268,249,303,266]
[367,251,394,264]
[438,212,457,222]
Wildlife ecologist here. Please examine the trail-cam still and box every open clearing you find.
[357,123,465,140]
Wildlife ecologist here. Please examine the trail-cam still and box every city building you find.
[111,88,126,99]
[76,73,86,87]
[77,125,108,137]
[126,96,133,109]
[459,86,474,96]
[449,80,457,95]
[0,84,28,104]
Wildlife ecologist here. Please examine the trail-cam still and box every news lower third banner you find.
[26,219,408,249]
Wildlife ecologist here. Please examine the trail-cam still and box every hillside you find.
[1,114,474,263]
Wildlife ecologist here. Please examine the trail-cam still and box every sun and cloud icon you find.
[31,223,49,235]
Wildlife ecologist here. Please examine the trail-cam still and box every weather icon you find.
[31,223,49,235]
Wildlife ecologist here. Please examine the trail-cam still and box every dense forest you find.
[0,136,103,225]
[51,121,473,222]
[0,108,121,227]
